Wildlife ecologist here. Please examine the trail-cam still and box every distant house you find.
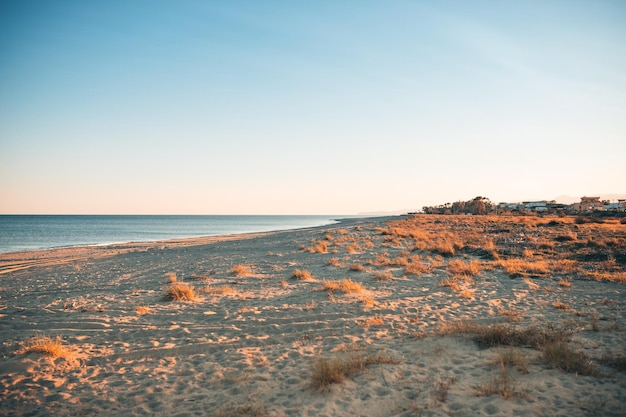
[571,196,604,212]
[605,199,626,212]
[523,201,553,212]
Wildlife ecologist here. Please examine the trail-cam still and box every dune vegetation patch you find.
[18,334,73,359]
[231,264,254,276]
[292,269,313,280]
[310,352,400,391]
[164,282,199,302]
[322,279,364,294]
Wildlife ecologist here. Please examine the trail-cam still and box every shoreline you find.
[0,214,623,416]
[0,214,362,257]
[0,216,401,275]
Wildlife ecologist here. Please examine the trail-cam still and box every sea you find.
[0,215,343,254]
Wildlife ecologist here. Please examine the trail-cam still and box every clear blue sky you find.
[1,0,625,214]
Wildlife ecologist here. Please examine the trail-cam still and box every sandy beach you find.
[0,215,624,416]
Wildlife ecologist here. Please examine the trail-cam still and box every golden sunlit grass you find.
[359,296,376,308]
[346,244,361,254]
[231,264,253,276]
[164,282,199,301]
[441,274,474,291]
[458,288,475,299]
[349,264,366,272]
[165,272,177,283]
[18,334,72,358]
[497,259,549,277]
[558,279,572,288]
[322,279,364,294]
[292,269,313,280]
[327,257,343,267]
[448,259,481,276]
[304,240,328,253]
[134,306,152,316]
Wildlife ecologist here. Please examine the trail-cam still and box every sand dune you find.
[0,215,624,416]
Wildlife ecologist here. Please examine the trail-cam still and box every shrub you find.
[19,335,72,358]
[441,321,570,349]
[542,342,596,376]
[292,269,313,280]
[448,259,481,276]
[164,282,199,301]
[231,264,253,276]
[322,279,364,294]
[310,352,400,390]
[475,365,529,399]
[327,258,342,267]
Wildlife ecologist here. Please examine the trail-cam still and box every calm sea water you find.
[0,215,341,254]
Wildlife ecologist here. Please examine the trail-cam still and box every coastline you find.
[0,216,388,275]
[0,214,623,416]
[0,214,352,256]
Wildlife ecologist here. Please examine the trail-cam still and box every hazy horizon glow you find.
[1,1,625,214]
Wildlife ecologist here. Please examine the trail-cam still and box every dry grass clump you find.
[494,348,529,374]
[497,259,549,277]
[346,244,361,254]
[475,365,529,399]
[359,296,375,308]
[165,272,177,283]
[18,334,72,358]
[349,264,366,272]
[553,300,571,310]
[404,257,432,275]
[304,240,328,253]
[433,377,456,402]
[164,282,199,301]
[322,279,364,294]
[441,274,474,291]
[310,352,400,390]
[558,279,572,287]
[373,271,394,281]
[458,288,475,299]
[441,321,570,350]
[134,306,152,316]
[231,264,253,276]
[292,269,313,280]
[327,257,343,267]
[542,342,596,376]
[448,259,481,276]
[587,271,626,283]
[497,310,525,322]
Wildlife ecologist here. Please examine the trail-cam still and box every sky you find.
[1,0,625,215]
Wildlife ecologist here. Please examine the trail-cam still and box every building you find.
[571,196,605,212]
